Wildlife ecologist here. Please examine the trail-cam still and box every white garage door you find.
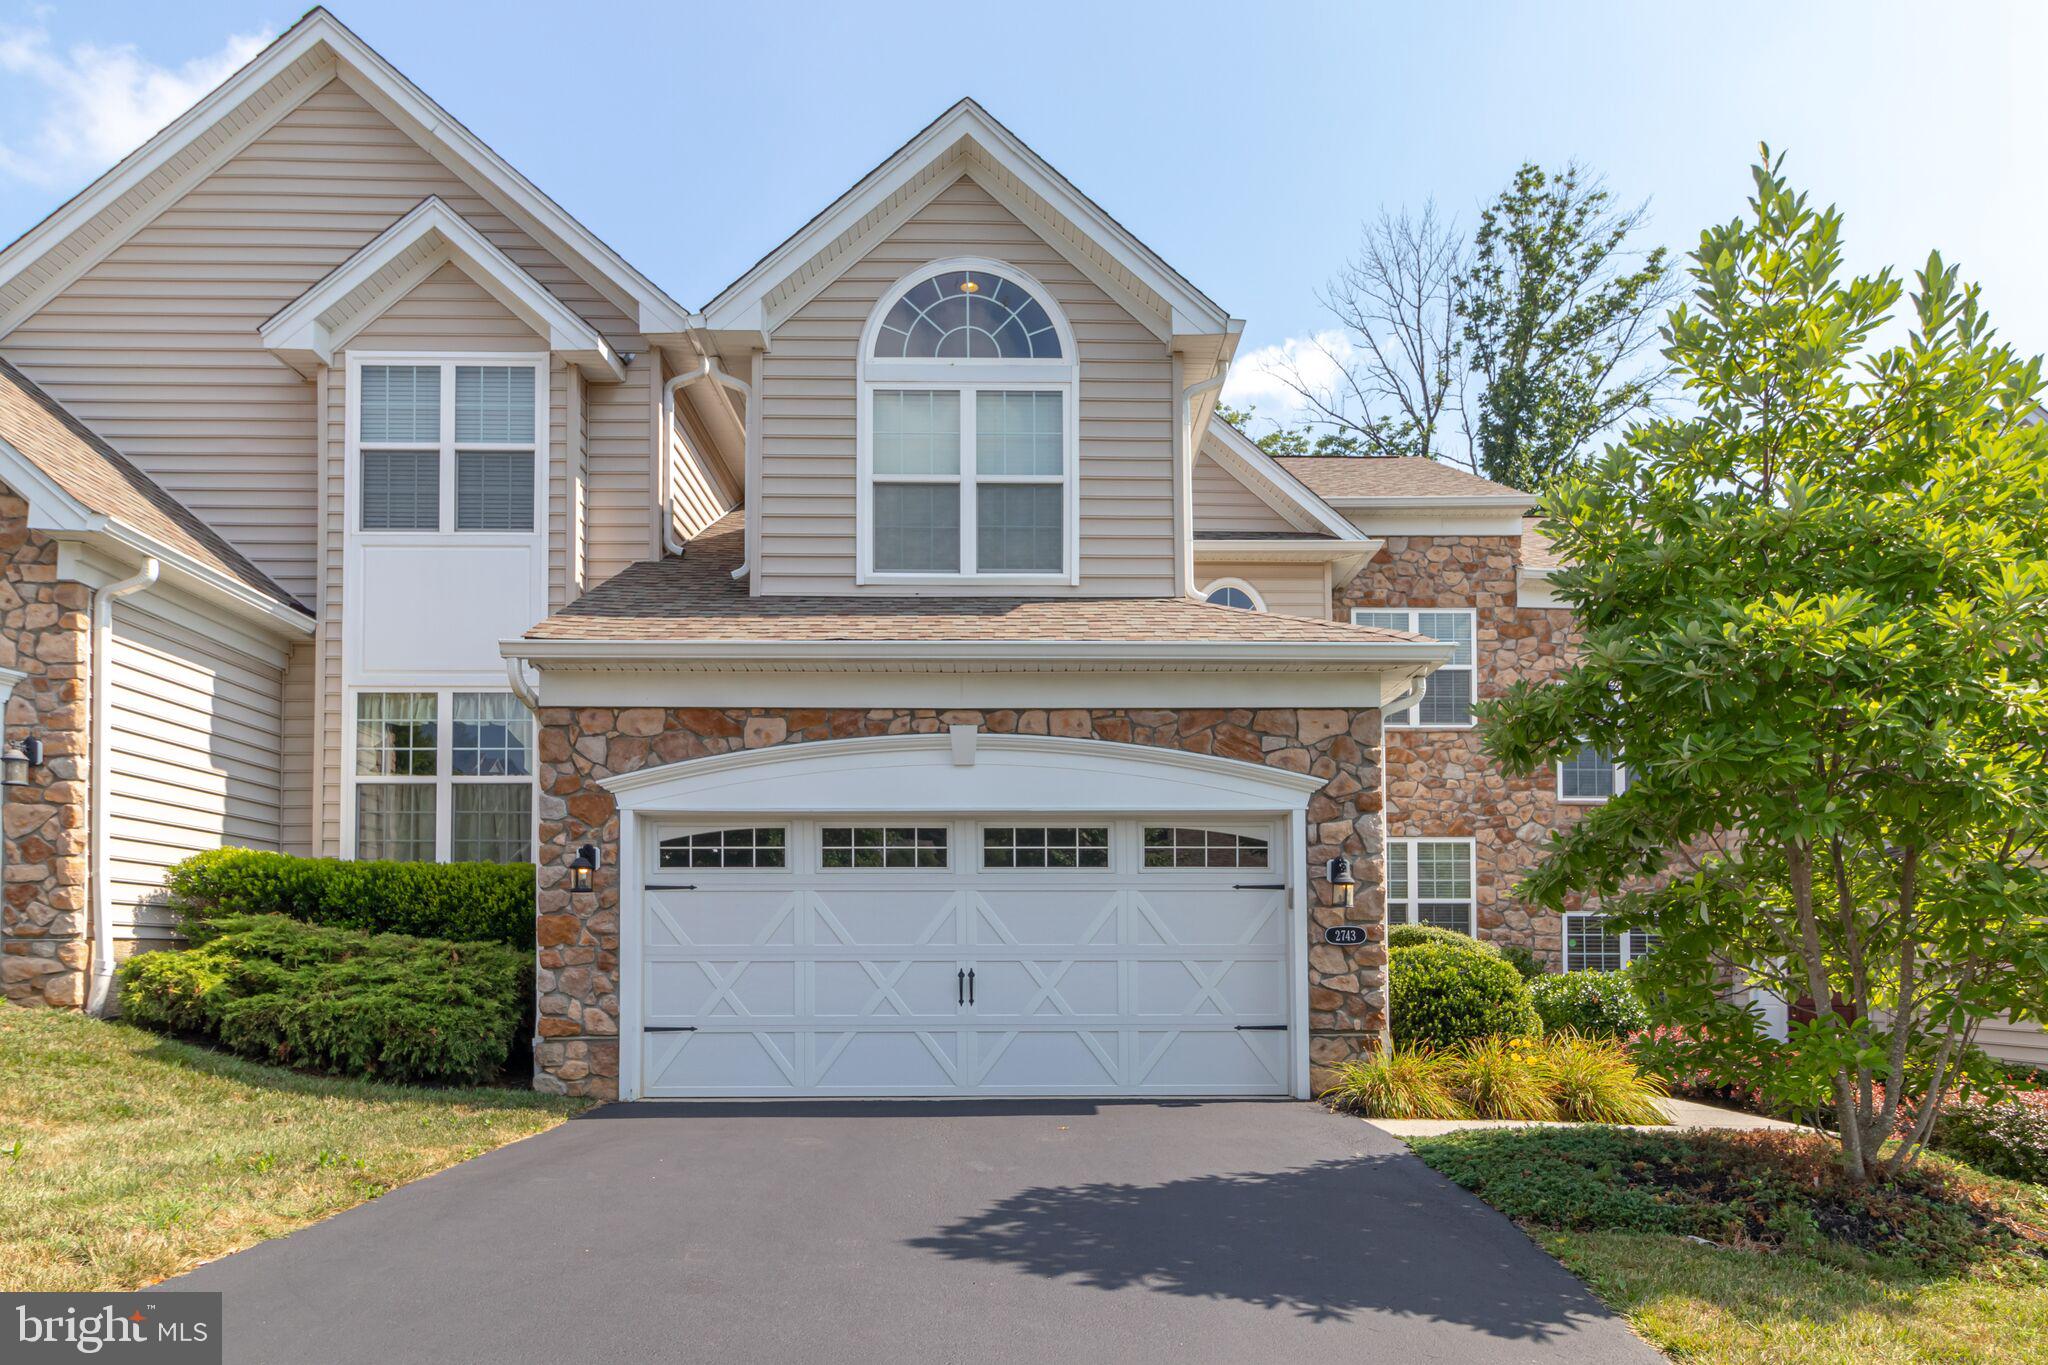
[636,816,1292,1097]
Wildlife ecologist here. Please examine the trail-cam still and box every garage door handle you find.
[644,1026,697,1033]
[1233,1024,1287,1031]
[967,968,975,1005]
[1234,882,1286,890]
[957,969,966,1006]
[644,884,698,891]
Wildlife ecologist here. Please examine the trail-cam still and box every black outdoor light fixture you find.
[1,736,43,788]
[571,844,600,894]
[1325,855,1357,911]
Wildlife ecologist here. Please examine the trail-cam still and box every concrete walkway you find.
[1366,1096,1806,1139]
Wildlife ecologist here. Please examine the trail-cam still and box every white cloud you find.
[1221,329,1355,425]
[0,21,273,188]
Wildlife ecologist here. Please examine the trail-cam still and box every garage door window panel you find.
[659,827,788,870]
[1142,826,1270,870]
[982,826,1110,869]
[821,826,949,869]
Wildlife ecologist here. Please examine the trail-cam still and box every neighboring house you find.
[0,8,1757,1098]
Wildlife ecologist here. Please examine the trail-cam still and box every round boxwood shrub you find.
[1390,941,1543,1051]
[1530,969,1651,1039]
[1387,924,1498,954]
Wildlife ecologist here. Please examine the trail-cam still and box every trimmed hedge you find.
[1530,968,1651,1038]
[119,914,528,1085]
[1389,940,1542,1051]
[164,848,533,948]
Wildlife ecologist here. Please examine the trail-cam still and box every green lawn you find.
[1542,1229,2048,1365]
[0,1004,586,1291]
[1409,1126,2048,1365]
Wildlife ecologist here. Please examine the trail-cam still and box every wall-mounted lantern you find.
[571,844,600,894]
[1,736,43,788]
[1325,855,1356,911]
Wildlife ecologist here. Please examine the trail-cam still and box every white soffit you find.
[260,197,624,380]
[0,8,688,342]
[697,99,1237,350]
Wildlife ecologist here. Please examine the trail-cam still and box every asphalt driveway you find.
[167,1099,1658,1364]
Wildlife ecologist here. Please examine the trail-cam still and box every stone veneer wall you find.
[532,705,1389,1098]
[1339,534,1591,970]
[0,483,93,1007]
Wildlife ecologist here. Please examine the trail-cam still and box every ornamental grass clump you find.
[1321,1049,1469,1119]
[1538,1030,1669,1124]
[1453,1035,1558,1120]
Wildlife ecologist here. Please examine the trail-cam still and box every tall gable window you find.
[859,261,1078,585]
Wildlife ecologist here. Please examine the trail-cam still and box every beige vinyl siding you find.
[105,594,287,945]
[279,639,315,854]
[668,374,737,542]
[1978,1012,2048,1068]
[1192,559,1335,620]
[756,175,1176,596]
[1193,448,1296,534]
[583,355,655,584]
[316,362,346,853]
[0,76,638,606]
[343,261,545,351]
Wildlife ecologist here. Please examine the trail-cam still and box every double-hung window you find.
[1350,608,1477,726]
[860,263,1077,583]
[1386,838,1476,934]
[354,689,534,863]
[1558,744,1627,802]
[358,360,539,535]
[1563,912,1659,972]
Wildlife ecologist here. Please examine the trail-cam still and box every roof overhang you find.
[260,197,624,380]
[0,8,687,341]
[694,99,1237,357]
[0,435,312,638]
[503,636,1452,675]
[1202,421,1368,540]
[1192,536,1382,588]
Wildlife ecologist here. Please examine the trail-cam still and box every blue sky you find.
[2,1,2040,425]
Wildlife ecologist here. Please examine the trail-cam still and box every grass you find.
[1545,1230,2048,1365]
[1412,1126,2048,1365]
[0,1004,586,1291]
[1322,1031,1667,1123]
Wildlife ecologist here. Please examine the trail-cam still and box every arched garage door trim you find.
[603,733,1323,1100]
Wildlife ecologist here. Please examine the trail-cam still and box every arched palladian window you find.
[859,259,1078,583]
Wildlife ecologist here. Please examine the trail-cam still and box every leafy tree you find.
[1459,163,1678,490]
[1247,163,1673,483]
[1482,150,2048,1182]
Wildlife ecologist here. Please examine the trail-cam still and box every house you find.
[0,7,1658,1101]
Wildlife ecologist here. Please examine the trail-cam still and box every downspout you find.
[1382,671,1431,718]
[1179,367,1228,597]
[86,555,159,1016]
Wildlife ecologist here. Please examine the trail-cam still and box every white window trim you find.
[346,351,547,543]
[1200,577,1267,612]
[1349,607,1478,729]
[342,686,537,863]
[1556,747,1629,804]
[1562,910,1656,972]
[855,257,1080,587]
[1385,836,1478,935]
